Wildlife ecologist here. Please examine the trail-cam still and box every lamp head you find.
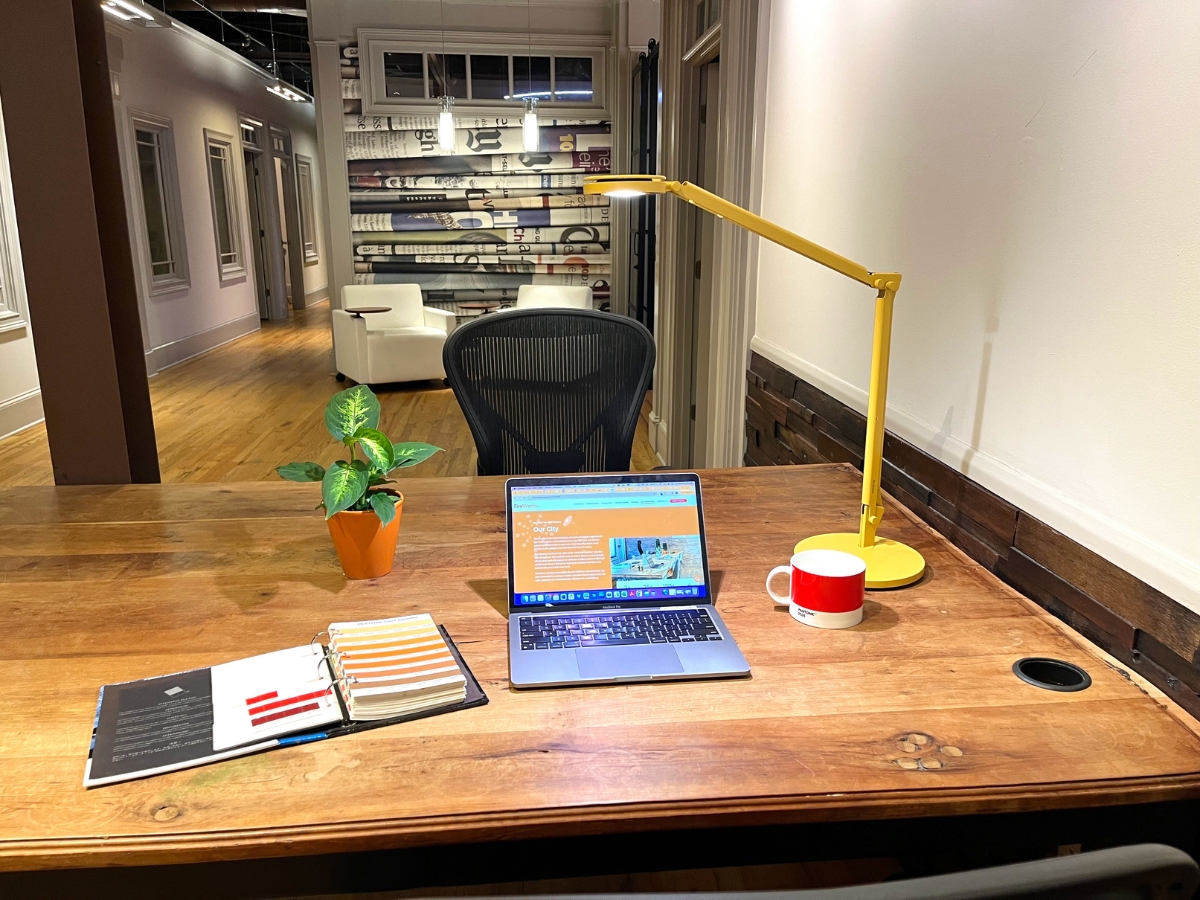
[584,174,670,198]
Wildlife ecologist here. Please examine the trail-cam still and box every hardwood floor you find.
[0,302,661,486]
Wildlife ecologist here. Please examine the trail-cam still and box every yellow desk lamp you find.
[585,173,924,588]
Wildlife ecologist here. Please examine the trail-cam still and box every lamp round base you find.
[793,533,925,589]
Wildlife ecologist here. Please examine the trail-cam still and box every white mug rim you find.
[790,549,867,579]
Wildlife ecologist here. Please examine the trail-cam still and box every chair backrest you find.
[454,845,1197,900]
[443,309,654,475]
[341,284,424,329]
[514,284,593,310]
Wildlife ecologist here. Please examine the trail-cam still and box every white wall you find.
[107,17,329,373]
[752,1,1200,612]
[628,0,660,52]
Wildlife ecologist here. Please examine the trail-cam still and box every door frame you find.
[655,0,769,468]
[243,144,271,321]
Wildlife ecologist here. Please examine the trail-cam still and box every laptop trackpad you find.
[576,645,684,680]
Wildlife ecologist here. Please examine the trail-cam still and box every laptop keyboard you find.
[518,609,723,650]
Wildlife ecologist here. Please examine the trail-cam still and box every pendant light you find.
[437,0,455,151]
[439,95,456,150]
[521,0,538,152]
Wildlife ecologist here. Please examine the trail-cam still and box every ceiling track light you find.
[101,3,135,20]
[267,83,307,102]
[104,0,154,21]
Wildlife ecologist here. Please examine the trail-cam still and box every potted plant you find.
[277,385,442,579]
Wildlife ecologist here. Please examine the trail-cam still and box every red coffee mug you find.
[766,549,866,629]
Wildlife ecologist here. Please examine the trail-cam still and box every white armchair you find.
[510,285,593,310]
[333,285,455,385]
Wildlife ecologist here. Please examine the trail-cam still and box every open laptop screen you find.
[507,475,710,609]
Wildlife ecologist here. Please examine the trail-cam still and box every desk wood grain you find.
[2,465,1199,871]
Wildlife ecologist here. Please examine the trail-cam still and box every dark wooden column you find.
[0,0,159,483]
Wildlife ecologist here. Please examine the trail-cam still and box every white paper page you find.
[210,645,343,752]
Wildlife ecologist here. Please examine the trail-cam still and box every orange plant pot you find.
[326,495,403,579]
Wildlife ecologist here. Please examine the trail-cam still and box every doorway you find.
[274,152,307,310]
[244,147,271,320]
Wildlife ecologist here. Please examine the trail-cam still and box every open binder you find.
[85,615,487,787]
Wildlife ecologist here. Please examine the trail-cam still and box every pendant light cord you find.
[439,0,447,97]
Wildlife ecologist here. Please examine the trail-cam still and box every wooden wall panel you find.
[745,350,1200,720]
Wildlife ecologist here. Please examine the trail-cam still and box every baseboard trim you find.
[0,388,43,440]
[303,286,330,307]
[146,313,260,375]
[750,335,1200,616]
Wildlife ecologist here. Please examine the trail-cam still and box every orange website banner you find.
[511,506,699,593]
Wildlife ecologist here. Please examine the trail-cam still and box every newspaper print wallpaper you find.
[340,45,612,315]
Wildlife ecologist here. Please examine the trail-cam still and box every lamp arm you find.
[666,179,899,551]
[667,180,900,292]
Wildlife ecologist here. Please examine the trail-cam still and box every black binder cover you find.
[86,628,487,787]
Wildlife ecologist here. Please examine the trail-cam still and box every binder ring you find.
[310,630,329,653]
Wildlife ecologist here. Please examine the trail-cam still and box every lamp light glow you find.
[522,97,539,153]
[438,95,456,151]
[105,0,154,20]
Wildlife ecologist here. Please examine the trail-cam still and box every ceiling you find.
[148,1,313,94]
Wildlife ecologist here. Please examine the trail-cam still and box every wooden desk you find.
[2,464,1200,873]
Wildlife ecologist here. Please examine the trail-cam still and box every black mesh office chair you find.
[442,309,655,476]
[442,845,1198,900]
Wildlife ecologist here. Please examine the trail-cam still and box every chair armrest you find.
[331,309,369,382]
[422,306,456,335]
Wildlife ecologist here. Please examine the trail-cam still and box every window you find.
[204,130,244,280]
[130,114,187,292]
[295,154,319,264]
[427,53,467,99]
[469,54,509,100]
[553,57,593,100]
[512,55,552,100]
[383,52,424,98]
[363,33,605,111]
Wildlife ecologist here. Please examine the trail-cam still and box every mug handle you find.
[765,565,792,606]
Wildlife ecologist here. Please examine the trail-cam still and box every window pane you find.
[428,53,467,99]
[209,145,234,264]
[383,51,424,98]
[135,130,172,275]
[708,0,721,28]
[554,57,593,100]
[298,162,317,258]
[512,55,551,101]
[470,54,508,100]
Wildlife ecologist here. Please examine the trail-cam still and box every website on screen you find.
[510,481,707,607]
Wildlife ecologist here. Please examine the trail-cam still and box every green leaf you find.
[324,385,380,442]
[369,491,397,526]
[276,461,326,482]
[354,428,394,472]
[321,460,369,519]
[389,442,444,470]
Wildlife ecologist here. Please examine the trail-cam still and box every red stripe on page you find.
[245,691,278,705]
[248,689,329,716]
[251,702,321,727]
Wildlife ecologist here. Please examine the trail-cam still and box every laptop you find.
[506,472,751,688]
